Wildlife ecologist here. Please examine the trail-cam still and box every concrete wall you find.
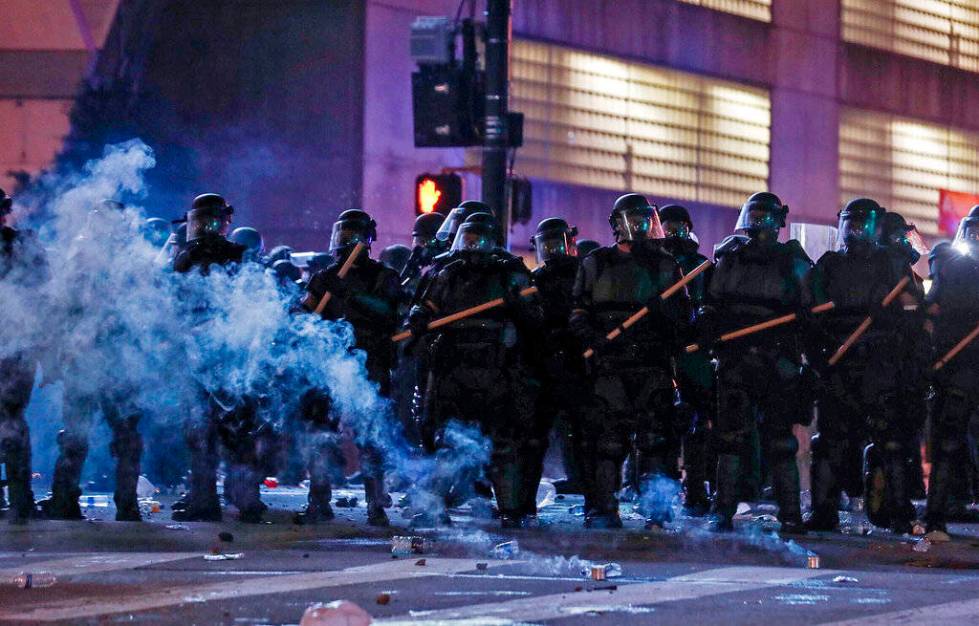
[0,0,119,193]
[81,0,366,250]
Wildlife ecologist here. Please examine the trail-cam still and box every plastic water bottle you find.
[8,573,57,589]
[79,494,110,508]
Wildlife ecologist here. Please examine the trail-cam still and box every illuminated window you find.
[839,108,979,235]
[677,0,771,22]
[842,0,979,72]
[510,40,771,210]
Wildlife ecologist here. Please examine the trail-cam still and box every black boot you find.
[771,455,805,535]
[807,450,840,532]
[294,477,334,525]
[112,421,142,522]
[363,476,390,527]
[882,444,915,535]
[712,453,741,532]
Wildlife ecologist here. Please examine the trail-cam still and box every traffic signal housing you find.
[415,173,463,216]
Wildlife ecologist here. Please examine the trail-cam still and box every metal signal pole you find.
[481,0,511,246]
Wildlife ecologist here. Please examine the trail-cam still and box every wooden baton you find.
[827,275,910,366]
[933,321,979,371]
[582,260,713,359]
[313,241,365,315]
[392,286,539,343]
[685,301,837,354]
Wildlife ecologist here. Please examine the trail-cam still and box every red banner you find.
[939,189,979,236]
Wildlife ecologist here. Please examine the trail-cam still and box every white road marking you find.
[0,552,199,578]
[825,597,979,625]
[0,558,515,622]
[379,565,837,624]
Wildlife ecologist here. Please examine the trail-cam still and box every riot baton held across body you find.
[391,286,540,343]
[684,301,837,354]
[933,321,979,371]
[313,241,366,315]
[827,275,910,366]
[582,260,712,359]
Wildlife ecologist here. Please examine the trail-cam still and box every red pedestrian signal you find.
[415,173,462,216]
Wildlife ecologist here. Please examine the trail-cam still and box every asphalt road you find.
[3,486,979,625]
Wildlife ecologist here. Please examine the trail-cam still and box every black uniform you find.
[302,254,400,525]
[571,241,689,527]
[662,234,715,515]
[172,233,246,522]
[532,254,586,502]
[413,246,542,527]
[0,224,48,523]
[808,240,917,532]
[46,203,150,522]
[925,247,979,533]
[707,234,813,531]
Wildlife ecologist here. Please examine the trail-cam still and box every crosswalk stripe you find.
[378,565,837,624]
[0,558,514,623]
[825,597,979,625]
[0,552,199,578]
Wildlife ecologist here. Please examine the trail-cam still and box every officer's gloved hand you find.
[404,307,432,352]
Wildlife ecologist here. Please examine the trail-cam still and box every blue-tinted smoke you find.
[3,140,488,500]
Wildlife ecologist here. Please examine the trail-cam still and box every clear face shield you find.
[435,208,468,244]
[614,207,665,242]
[450,222,495,253]
[187,209,231,242]
[736,207,782,235]
[839,211,881,247]
[662,219,691,240]
[533,231,577,265]
[954,218,979,255]
[329,221,369,255]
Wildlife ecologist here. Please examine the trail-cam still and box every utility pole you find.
[481,0,511,246]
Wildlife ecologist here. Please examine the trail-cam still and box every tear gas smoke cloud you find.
[4,140,489,496]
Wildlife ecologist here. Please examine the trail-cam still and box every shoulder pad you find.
[782,238,810,259]
[713,235,749,258]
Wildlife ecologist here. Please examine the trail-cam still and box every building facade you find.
[8,0,979,255]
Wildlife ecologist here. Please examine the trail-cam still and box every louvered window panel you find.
[511,40,771,210]
[677,0,771,22]
[839,108,979,235]
[842,0,979,72]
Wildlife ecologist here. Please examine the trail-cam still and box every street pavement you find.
[3,486,979,625]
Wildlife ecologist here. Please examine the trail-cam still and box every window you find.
[677,0,771,22]
[510,40,771,210]
[842,0,979,72]
[839,108,979,235]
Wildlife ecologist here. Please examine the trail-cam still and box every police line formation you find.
[1,182,978,544]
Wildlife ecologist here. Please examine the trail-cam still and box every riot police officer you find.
[0,188,48,524]
[530,218,586,507]
[659,204,715,515]
[570,194,690,529]
[807,199,917,534]
[408,212,542,528]
[299,209,400,526]
[393,212,447,447]
[171,193,247,522]
[924,206,979,541]
[704,192,812,533]
[230,227,265,264]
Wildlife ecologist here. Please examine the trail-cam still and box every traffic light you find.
[415,173,463,216]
